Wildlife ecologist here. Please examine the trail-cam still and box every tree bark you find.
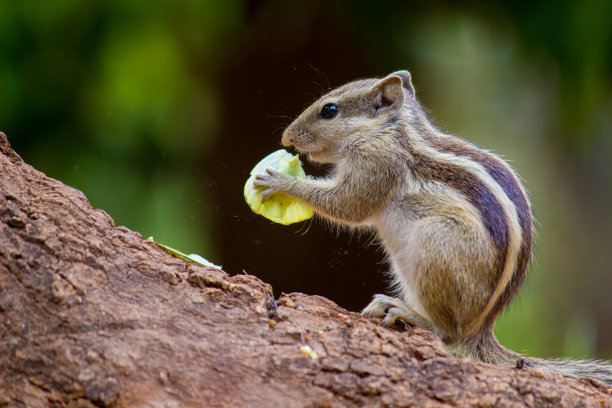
[0,131,609,408]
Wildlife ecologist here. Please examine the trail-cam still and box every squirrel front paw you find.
[253,168,294,201]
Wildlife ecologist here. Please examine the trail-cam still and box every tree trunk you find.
[0,131,609,408]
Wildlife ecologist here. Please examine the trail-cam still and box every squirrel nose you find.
[281,127,294,147]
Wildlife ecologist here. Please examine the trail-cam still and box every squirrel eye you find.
[320,103,339,119]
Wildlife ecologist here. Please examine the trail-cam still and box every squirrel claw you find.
[252,176,268,187]
[253,167,282,186]
[253,172,273,188]
[265,167,282,177]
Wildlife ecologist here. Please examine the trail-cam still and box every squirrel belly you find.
[253,70,612,387]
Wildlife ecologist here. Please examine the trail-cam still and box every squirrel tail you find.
[460,330,612,388]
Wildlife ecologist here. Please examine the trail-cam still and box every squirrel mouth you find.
[307,147,327,160]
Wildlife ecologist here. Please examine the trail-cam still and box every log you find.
[0,131,609,408]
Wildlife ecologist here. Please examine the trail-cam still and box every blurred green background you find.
[1,1,610,360]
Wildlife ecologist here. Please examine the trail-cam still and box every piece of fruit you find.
[244,149,313,225]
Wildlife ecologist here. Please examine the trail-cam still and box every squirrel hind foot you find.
[362,294,435,332]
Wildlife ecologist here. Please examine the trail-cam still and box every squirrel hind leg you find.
[362,294,437,333]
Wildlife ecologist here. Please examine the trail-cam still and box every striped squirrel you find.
[254,71,612,386]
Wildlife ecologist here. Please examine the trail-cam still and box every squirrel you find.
[253,71,612,387]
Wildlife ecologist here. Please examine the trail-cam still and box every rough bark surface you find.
[0,131,610,408]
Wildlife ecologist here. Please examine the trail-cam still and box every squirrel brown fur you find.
[253,71,612,387]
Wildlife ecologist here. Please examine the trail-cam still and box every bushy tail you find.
[461,331,612,388]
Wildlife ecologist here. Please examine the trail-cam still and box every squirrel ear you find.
[389,70,415,97]
[370,74,405,112]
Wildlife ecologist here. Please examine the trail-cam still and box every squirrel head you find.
[282,71,417,164]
